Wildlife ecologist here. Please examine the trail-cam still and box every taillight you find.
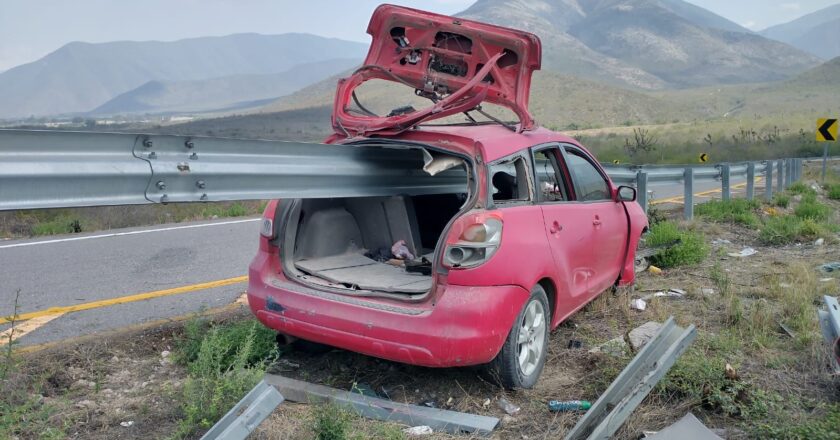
[443,217,502,269]
[260,200,279,240]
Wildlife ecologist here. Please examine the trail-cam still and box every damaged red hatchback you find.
[248,4,648,388]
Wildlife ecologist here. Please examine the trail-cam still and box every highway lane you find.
[0,174,767,348]
[1,218,259,346]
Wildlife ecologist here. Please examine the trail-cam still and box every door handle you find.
[592,216,602,226]
[550,221,563,234]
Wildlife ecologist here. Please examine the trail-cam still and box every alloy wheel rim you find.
[517,299,546,376]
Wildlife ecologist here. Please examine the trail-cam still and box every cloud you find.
[779,2,801,11]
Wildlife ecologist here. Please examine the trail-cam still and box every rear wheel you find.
[489,285,550,389]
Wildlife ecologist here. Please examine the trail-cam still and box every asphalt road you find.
[0,174,769,348]
[1,218,259,346]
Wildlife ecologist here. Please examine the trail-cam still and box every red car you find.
[248,4,647,388]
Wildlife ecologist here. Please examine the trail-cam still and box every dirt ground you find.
[6,180,840,440]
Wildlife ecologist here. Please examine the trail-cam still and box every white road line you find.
[0,218,260,250]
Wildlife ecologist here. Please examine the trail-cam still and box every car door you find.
[560,145,628,296]
[532,145,600,314]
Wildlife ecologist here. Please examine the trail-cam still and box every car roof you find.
[407,124,582,162]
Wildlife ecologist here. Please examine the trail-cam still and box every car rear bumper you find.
[247,250,530,367]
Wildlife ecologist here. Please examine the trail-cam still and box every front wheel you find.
[488,285,550,389]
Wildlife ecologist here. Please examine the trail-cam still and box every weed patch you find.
[827,183,840,200]
[772,193,790,208]
[646,222,708,268]
[794,197,831,221]
[171,319,278,439]
[695,199,760,226]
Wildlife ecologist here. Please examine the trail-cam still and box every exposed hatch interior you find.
[280,147,470,296]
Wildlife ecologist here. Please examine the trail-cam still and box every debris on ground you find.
[710,239,732,246]
[497,398,520,416]
[120,421,135,428]
[548,400,591,412]
[819,262,840,273]
[724,363,739,380]
[815,238,825,246]
[700,288,715,295]
[631,298,647,311]
[727,247,757,258]
[643,413,722,439]
[640,288,685,301]
[648,265,663,275]
[403,425,433,436]
[817,295,840,374]
[628,321,663,351]
[567,339,583,349]
[778,322,796,338]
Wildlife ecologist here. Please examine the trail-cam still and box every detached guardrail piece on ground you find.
[817,295,840,375]
[200,379,284,440]
[263,374,500,436]
[565,316,697,440]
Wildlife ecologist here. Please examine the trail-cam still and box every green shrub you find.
[312,403,352,440]
[172,320,277,439]
[794,200,830,221]
[787,182,816,196]
[695,199,760,226]
[645,221,708,268]
[175,319,277,371]
[752,404,840,440]
[772,193,790,208]
[658,335,772,419]
[31,217,83,236]
[759,215,802,245]
[827,184,840,200]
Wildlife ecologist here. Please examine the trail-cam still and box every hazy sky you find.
[1,0,838,71]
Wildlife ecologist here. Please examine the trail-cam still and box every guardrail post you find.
[636,170,648,213]
[721,164,731,201]
[684,168,694,220]
[765,161,774,200]
[746,163,755,200]
[786,160,793,188]
[797,158,803,182]
[776,160,784,193]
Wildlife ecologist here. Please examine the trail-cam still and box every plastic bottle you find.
[548,400,592,412]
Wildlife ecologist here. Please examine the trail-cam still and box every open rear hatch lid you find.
[331,4,542,137]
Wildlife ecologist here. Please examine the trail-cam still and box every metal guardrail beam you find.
[0,129,814,217]
[0,130,467,210]
[565,317,697,440]
[817,295,840,375]
[200,380,284,440]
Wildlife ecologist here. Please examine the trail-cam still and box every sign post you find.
[817,118,838,184]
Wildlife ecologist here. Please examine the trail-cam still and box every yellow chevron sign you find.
[699,153,709,163]
[817,118,838,142]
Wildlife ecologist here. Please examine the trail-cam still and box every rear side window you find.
[489,157,530,202]
[533,148,568,202]
[565,148,610,201]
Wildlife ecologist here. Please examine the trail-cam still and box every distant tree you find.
[624,128,657,157]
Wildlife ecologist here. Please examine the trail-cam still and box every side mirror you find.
[616,186,636,202]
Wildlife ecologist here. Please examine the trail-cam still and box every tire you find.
[488,284,550,389]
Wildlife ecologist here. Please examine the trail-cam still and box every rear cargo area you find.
[283,193,467,294]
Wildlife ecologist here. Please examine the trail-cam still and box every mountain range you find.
[0,33,367,119]
[760,4,840,60]
[1,0,838,120]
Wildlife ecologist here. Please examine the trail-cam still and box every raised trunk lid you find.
[331,4,542,137]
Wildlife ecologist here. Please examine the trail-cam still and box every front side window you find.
[565,148,610,201]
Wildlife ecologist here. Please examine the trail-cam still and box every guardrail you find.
[0,129,818,218]
[602,158,806,220]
